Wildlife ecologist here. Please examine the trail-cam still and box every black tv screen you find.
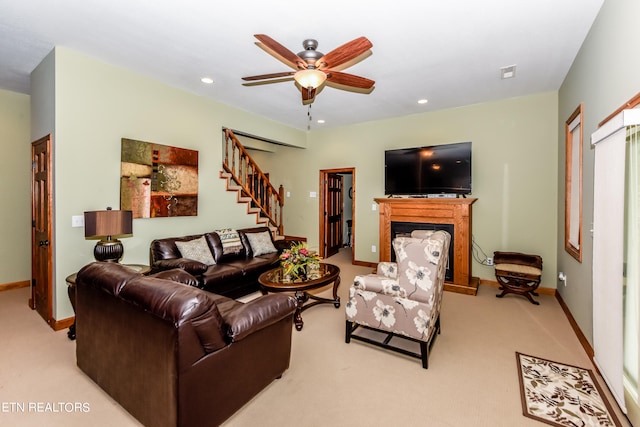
[384,142,472,195]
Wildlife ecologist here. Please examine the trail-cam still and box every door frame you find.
[319,167,355,262]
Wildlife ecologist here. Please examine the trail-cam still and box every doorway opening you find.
[319,168,355,263]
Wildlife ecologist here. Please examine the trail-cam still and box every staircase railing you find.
[223,129,284,235]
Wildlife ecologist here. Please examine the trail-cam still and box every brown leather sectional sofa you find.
[75,262,297,427]
[150,226,297,299]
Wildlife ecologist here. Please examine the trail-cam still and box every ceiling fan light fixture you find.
[294,69,326,89]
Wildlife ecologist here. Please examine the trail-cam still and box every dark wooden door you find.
[323,173,343,258]
[31,135,53,325]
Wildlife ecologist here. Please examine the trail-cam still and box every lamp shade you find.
[84,209,133,238]
[84,209,133,263]
[294,69,327,89]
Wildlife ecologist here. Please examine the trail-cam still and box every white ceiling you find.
[0,0,604,131]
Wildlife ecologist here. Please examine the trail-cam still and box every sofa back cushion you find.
[121,277,228,353]
[149,268,199,287]
[78,262,228,354]
[77,262,141,296]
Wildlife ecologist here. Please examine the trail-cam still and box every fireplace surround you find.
[375,197,478,295]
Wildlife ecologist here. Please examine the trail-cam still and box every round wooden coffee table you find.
[258,263,340,331]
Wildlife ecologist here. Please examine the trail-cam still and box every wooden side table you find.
[66,263,150,340]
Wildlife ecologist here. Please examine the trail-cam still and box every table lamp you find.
[84,207,133,262]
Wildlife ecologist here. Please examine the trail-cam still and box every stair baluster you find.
[222,129,284,237]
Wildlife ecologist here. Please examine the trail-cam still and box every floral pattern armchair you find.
[345,230,451,368]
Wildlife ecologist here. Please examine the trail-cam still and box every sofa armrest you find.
[153,258,208,275]
[121,276,228,353]
[376,262,398,279]
[224,294,296,342]
[353,274,393,294]
[273,238,303,253]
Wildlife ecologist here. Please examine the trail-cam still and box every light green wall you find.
[558,0,640,345]
[29,47,562,323]
[31,47,305,320]
[0,89,30,284]
[15,2,640,350]
[31,49,55,143]
[254,93,559,287]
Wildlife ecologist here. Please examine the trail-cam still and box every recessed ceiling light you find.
[418,99,428,104]
[500,65,516,80]
[201,77,214,84]
[317,119,325,124]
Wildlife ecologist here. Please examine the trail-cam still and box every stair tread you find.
[220,157,282,235]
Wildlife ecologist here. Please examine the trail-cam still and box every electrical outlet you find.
[486,257,493,266]
[559,272,567,286]
[371,245,377,253]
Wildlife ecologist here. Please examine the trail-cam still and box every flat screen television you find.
[384,142,472,196]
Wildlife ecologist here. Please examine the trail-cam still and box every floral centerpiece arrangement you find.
[280,242,321,280]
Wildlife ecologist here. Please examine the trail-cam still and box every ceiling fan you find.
[242,34,375,105]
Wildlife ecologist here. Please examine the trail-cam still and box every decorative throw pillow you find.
[175,236,216,265]
[215,228,243,255]
[246,231,277,256]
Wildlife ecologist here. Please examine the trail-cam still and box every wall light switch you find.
[371,203,377,211]
[286,191,291,198]
[71,215,84,228]
[309,191,317,198]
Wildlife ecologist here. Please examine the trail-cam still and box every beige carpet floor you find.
[0,248,630,426]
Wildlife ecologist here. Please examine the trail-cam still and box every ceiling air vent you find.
[501,65,517,79]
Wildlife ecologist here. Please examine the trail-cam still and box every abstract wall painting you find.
[120,138,198,218]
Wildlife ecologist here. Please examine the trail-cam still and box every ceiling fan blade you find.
[329,50,372,72]
[326,71,375,89]
[254,34,306,70]
[315,36,372,70]
[242,77,294,87]
[301,87,316,104]
[242,71,295,81]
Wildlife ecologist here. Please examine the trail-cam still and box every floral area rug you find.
[516,352,622,427]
